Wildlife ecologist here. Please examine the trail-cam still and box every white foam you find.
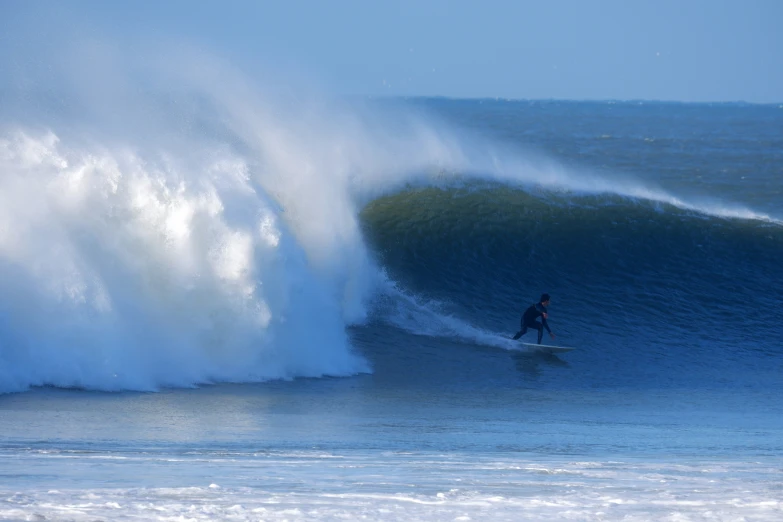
[376,280,521,350]
[0,127,375,392]
[2,452,781,522]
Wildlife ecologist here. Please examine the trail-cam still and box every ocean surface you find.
[1,83,782,521]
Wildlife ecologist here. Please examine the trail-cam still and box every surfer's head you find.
[540,293,551,305]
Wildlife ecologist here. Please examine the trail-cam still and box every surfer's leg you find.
[512,315,529,340]
[534,322,544,344]
[512,325,528,340]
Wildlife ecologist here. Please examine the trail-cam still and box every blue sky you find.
[2,0,782,103]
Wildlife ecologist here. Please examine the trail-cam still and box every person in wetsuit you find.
[512,293,556,344]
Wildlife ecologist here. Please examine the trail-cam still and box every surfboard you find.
[519,343,575,354]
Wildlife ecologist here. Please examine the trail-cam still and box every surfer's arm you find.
[539,306,555,337]
[541,315,552,333]
[536,303,552,333]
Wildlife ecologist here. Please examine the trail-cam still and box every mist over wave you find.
[0,44,778,394]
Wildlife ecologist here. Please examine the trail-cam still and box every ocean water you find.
[1,75,782,521]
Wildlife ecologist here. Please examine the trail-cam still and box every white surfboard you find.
[519,343,576,354]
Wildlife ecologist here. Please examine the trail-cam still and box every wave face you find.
[358,188,782,392]
[1,55,781,393]
[363,188,782,344]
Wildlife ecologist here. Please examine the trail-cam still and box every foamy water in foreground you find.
[3,448,781,521]
[2,381,782,521]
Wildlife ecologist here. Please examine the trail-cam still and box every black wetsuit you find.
[512,302,551,344]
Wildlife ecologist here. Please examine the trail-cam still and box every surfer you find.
[512,293,556,344]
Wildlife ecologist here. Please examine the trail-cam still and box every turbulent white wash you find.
[1,451,781,522]
[0,127,373,392]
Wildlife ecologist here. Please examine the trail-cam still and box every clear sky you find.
[2,0,782,103]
